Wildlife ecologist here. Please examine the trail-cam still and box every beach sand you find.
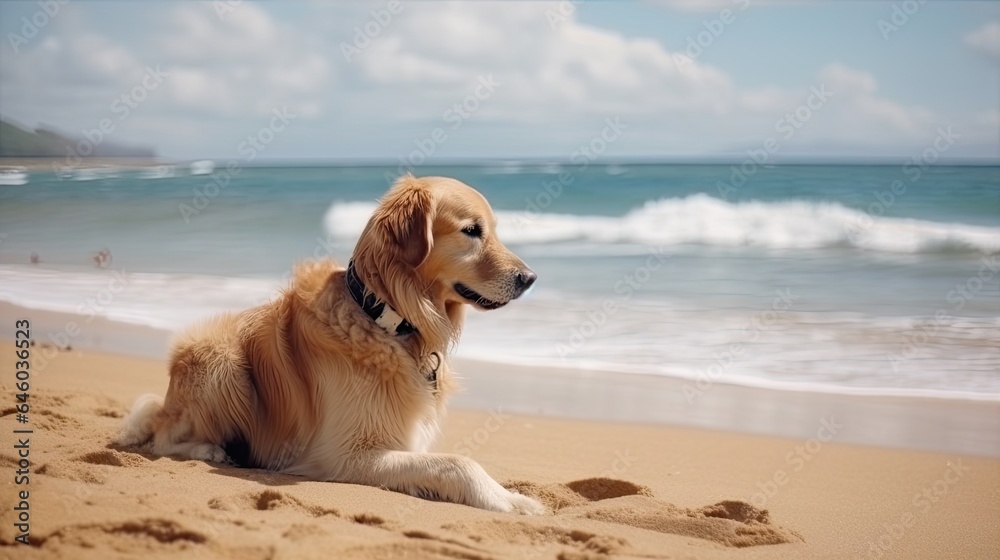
[1,342,998,559]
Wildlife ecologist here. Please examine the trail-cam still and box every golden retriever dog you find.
[116,174,544,514]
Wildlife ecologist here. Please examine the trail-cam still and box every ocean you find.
[1,163,998,400]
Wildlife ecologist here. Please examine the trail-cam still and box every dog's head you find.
[352,175,535,347]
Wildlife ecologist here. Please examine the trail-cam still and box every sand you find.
[1,342,998,559]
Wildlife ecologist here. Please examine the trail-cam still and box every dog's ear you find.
[380,178,433,268]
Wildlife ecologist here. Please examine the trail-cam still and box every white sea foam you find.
[0,265,280,332]
[324,195,1000,254]
[457,303,1000,401]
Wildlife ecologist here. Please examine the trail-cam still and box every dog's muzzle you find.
[454,268,537,310]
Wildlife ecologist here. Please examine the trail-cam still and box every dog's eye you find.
[462,223,483,238]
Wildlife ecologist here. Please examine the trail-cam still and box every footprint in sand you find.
[208,489,340,518]
[352,513,388,527]
[31,517,276,560]
[436,477,800,556]
[438,516,628,558]
[507,477,801,549]
[37,449,151,484]
[29,518,206,551]
[77,449,150,467]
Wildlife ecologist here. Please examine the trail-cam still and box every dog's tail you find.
[115,393,164,447]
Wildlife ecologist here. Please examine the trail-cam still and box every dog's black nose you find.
[515,269,537,294]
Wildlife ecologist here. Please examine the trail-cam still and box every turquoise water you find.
[1,163,998,398]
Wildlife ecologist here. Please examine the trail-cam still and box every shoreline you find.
[452,357,1000,458]
[3,300,998,457]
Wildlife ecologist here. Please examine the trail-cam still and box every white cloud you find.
[816,63,935,138]
[964,22,1000,61]
[362,35,467,85]
[333,1,962,159]
[158,4,331,117]
[0,1,992,160]
[347,0,943,156]
[353,1,783,122]
[0,4,152,128]
[1,4,331,122]
[0,2,332,157]
[819,64,877,96]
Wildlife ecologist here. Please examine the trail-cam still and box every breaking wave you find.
[324,195,1000,254]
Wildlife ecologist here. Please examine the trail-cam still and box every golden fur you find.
[117,175,544,513]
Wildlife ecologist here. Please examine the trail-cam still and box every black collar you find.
[346,261,416,337]
[345,262,440,390]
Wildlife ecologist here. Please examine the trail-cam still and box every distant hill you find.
[0,118,156,158]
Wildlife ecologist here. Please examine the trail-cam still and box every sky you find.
[1,0,998,163]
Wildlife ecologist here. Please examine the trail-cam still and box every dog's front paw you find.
[470,482,546,514]
[190,443,228,463]
[506,491,546,515]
